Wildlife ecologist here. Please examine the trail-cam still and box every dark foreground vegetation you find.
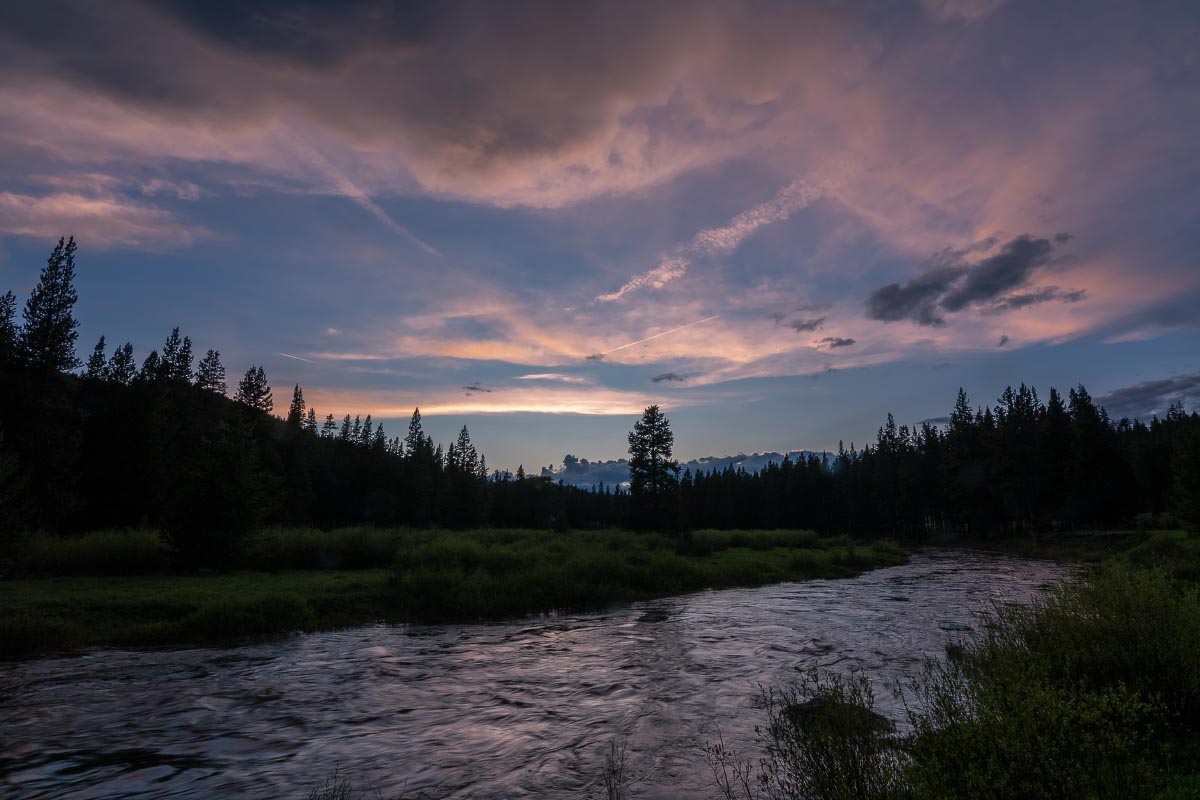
[0,527,906,658]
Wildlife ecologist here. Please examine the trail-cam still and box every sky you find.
[1,0,1198,474]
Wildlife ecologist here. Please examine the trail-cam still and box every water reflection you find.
[0,550,1066,799]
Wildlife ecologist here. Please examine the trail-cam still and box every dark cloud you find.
[939,235,1058,311]
[997,334,1009,347]
[157,0,447,67]
[795,302,831,313]
[1054,232,1074,243]
[651,372,687,382]
[585,353,606,361]
[865,234,1078,325]
[987,286,1087,312]
[818,336,856,348]
[790,317,825,332]
[920,416,950,426]
[1097,373,1200,420]
[768,311,787,325]
[463,383,492,393]
[0,0,845,195]
[864,265,964,326]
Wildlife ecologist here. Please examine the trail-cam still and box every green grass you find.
[18,529,171,575]
[733,564,1200,800]
[1,528,907,658]
[0,569,392,658]
[389,529,906,622]
[965,528,1200,581]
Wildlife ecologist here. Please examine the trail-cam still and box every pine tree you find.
[359,414,373,447]
[352,415,363,443]
[627,405,681,531]
[107,342,136,385]
[235,365,273,413]
[322,413,336,438]
[0,290,18,368]
[1173,417,1200,531]
[140,350,162,380]
[286,384,305,427]
[339,414,352,441]
[20,236,80,372]
[405,408,426,457]
[196,349,226,394]
[305,408,318,433]
[160,328,194,382]
[83,336,107,380]
[372,421,386,450]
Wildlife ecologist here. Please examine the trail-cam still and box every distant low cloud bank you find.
[540,450,830,487]
[1098,373,1200,420]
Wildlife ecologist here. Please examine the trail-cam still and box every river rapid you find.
[0,550,1067,799]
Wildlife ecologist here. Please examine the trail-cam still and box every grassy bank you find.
[714,561,1200,800]
[950,528,1200,581]
[0,527,907,659]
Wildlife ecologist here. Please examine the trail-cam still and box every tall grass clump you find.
[19,529,169,575]
[246,527,401,570]
[760,672,906,800]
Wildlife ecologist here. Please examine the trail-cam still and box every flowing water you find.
[0,550,1067,799]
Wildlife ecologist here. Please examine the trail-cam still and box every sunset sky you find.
[1,0,1197,472]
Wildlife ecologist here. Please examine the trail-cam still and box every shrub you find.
[20,529,168,576]
[758,671,906,800]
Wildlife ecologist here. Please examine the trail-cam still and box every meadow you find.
[0,527,907,658]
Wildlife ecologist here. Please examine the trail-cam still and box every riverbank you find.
[0,528,907,659]
[940,528,1200,579]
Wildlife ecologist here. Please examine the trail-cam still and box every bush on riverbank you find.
[16,529,170,576]
[731,565,1200,800]
[388,529,905,621]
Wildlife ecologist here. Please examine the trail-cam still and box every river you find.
[0,549,1067,799]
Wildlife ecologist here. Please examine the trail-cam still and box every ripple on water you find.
[0,550,1067,800]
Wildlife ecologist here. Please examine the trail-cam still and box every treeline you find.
[0,238,605,564]
[2,238,1199,559]
[675,385,1200,537]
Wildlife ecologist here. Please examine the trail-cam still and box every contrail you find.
[595,179,821,303]
[602,315,720,355]
[286,133,441,257]
[280,352,318,364]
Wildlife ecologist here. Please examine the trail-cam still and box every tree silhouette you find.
[160,328,194,382]
[235,365,273,413]
[196,349,226,394]
[286,384,305,428]
[83,336,107,380]
[0,291,19,368]
[140,350,162,380]
[19,236,80,372]
[106,342,136,385]
[627,405,680,531]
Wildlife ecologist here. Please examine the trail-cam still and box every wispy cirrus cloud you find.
[0,190,211,249]
[595,180,821,302]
